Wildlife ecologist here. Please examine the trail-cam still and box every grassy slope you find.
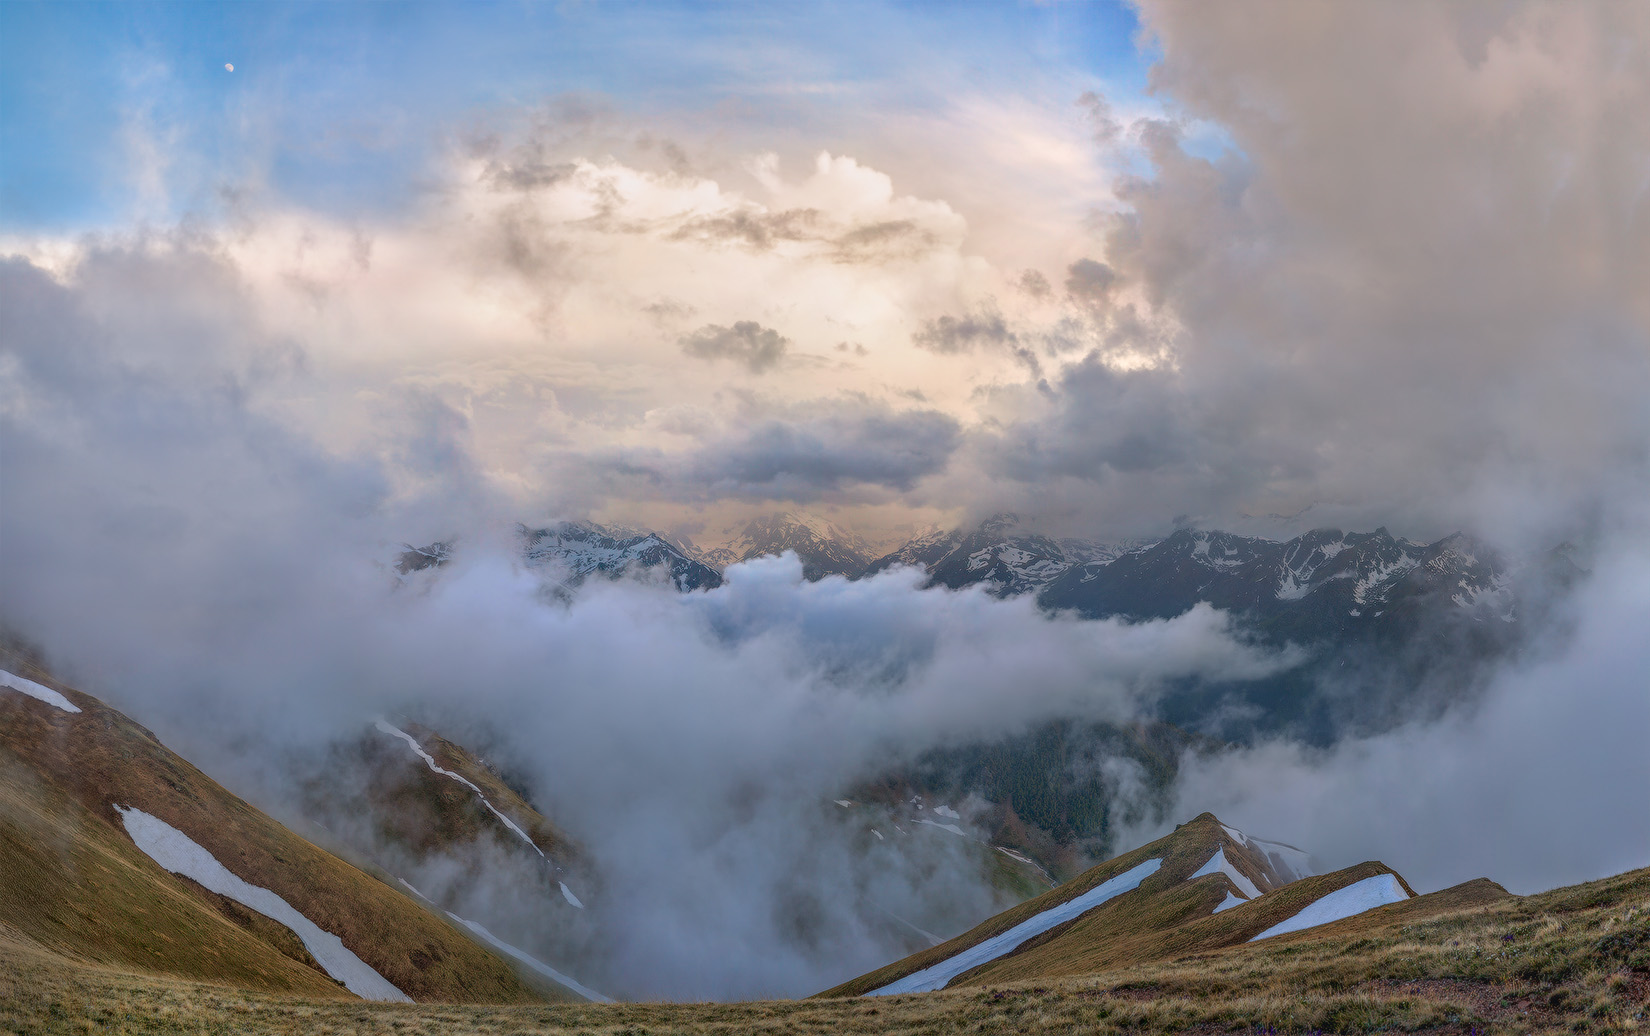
[816,817,1210,998]
[823,809,1468,996]
[0,751,348,999]
[964,861,1432,986]
[0,660,552,1004]
[3,865,1644,1035]
[399,722,573,861]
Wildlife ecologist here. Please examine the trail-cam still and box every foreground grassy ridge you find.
[0,656,551,1004]
[821,812,1391,998]
[5,864,1644,1035]
[818,814,1222,998]
[962,860,1426,987]
[0,756,348,998]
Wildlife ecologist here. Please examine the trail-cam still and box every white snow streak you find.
[375,720,544,858]
[445,913,612,1003]
[1214,891,1248,914]
[114,806,411,1002]
[0,669,80,713]
[1252,839,1314,882]
[559,881,584,909]
[1249,873,1410,941]
[1189,847,1262,900]
[866,858,1162,996]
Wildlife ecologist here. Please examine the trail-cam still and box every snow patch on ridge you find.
[1190,847,1262,900]
[559,882,584,909]
[1249,873,1410,941]
[375,720,545,858]
[866,858,1163,996]
[1253,839,1314,882]
[0,669,80,713]
[114,806,411,1002]
[445,913,612,1003]
[1214,891,1247,914]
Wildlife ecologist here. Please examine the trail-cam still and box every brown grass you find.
[818,812,1419,998]
[0,754,348,999]
[0,657,554,1004]
[966,860,1427,986]
[2,865,1645,1035]
[400,722,575,862]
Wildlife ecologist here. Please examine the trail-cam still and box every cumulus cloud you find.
[679,320,792,373]
[957,0,1650,542]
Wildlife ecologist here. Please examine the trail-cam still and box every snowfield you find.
[114,806,411,1002]
[867,858,1163,996]
[0,669,80,713]
[444,913,612,1003]
[1249,873,1411,941]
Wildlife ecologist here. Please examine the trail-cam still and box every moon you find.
[225,63,234,72]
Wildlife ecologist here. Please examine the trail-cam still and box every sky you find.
[2,0,1648,1003]
[10,1,1641,549]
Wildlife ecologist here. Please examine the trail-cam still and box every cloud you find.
[1063,258,1116,307]
[671,208,823,249]
[912,309,1047,382]
[679,321,792,373]
[686,406,961,499]
[955,0,1650,541]
[912,310,1016,355]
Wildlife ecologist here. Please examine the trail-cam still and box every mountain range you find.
[465,512,1521,644]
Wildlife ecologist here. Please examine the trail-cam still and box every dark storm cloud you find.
[679,320,791,373]
[966,1,1650,543]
